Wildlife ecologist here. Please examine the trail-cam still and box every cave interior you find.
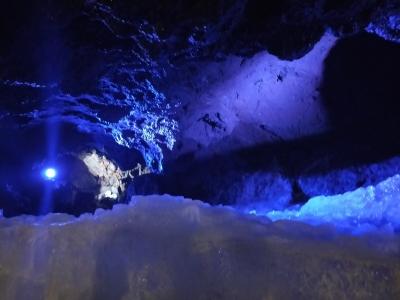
[0,0,400,299]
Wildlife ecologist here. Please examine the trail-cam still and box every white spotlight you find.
[43,167,57,180]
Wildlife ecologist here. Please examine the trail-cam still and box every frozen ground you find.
[0,193,399,299]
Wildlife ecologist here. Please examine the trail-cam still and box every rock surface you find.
[0,0,400,213]
[165,32,336,159]
[1,0,399,171]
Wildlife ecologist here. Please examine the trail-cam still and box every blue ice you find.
[249,174,400,234]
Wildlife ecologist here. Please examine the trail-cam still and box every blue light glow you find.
[245,174,400,235]
[43,167,57,180]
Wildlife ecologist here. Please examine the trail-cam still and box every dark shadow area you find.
[321,32,400,142]
[129,130,400,207]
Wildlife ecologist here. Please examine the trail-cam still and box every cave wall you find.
[165,32,336,159]
[0,0,399,214]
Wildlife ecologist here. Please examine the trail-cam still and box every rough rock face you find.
[366,6,400,43]
[1,0,399,168]
[0,0,400,212]
[0,195,399,300]
[0,0,178,173]
[299,156,400,197]
[165,32,336,159]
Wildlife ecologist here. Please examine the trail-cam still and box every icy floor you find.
[249,174,400,235]
[0,193,399,299]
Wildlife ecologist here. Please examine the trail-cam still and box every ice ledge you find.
[0,193,399,299]
[259,174,400,235]
[2,171,400,238]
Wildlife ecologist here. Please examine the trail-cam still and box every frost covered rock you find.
[82,151,152,201]
[167,32,336,159]
[299,156,400,197]
[267,174,400,234]
[366,11,400,43]
[0,195,399,299]
[82,151,126,200]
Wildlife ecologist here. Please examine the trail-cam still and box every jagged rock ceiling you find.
[0,0,398,167]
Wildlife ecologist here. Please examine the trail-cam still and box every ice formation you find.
[81,151,150,200]
[250,174,400,234]
[0,195,399,299]
[81,151,126,200]
[366,13,400,43]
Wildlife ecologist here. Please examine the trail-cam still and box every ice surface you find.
[0,195,399,299]
[253,174,400,235]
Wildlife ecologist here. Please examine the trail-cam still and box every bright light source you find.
[44,167,57,180]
